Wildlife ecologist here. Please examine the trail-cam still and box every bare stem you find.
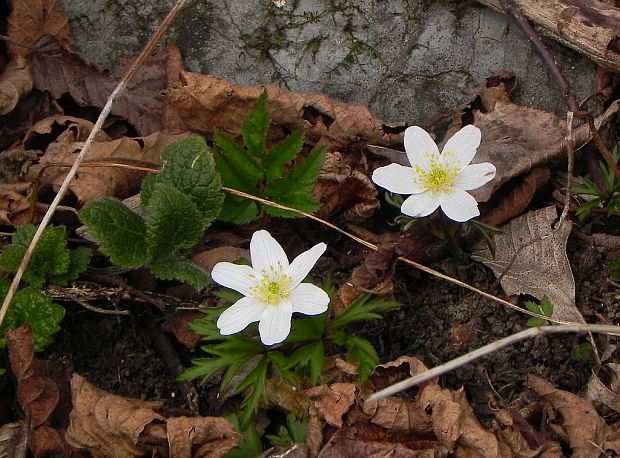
[365,323,620,403]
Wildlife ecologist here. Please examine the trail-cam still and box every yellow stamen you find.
[251,274,292,306]
[415,156,458,196]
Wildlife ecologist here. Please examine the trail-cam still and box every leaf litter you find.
[0,0,619,457]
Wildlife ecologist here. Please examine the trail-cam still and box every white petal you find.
[286,243,326,287]
[439,188,480,222]
[404,126,439,171]
[217,297,264,335]
[259,301,293,345]
[400,191,440,218]
[211,262,258,296]
[371,163,425,194]
[441,125,481,169]
[453,162,496,191]
[250,230,289,274]
[289,283,330,315]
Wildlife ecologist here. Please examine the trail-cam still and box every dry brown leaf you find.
[585,364,620,412]
[26,37,175,136]
[7,0,71,56]
[419,383,500,457]
[0,55,32,116]
[369,356,430,392]
[65,374,239,458]
[0,422,27,458]
[7,326,60,428]
[528,375,610,458]
[30,426,77,458]
[165,72,403,148]
[160,311,202,349]
[0,186,33,227]
[314,151,379,222]
[482,167,550,227]
[349,243,397,296]
[305,383,357,428]
[473,206,584,324]
[192,247,250,274]
[25,119,184,203]
[363,397,433,433]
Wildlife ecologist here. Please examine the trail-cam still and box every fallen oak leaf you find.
[473,206,584,324]
[0,56,33,116]
[305,383,357,428]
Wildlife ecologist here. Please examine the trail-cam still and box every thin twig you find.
[222,187,570,325]
[47,285,130,316]
[497,0,579,112]
[557,111,574,226]
[364,323,620,403]
[0,0,190,328]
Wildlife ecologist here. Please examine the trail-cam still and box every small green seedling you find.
[214,90,326,224]
[570,342,593,362]
[608,258,620,282]
[0,224,91,351]
[573,143,620,221]
[524,296,554,327]
[266,413,309,447]
[79,136,224,291]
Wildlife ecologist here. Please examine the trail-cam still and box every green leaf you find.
[333,331,379,383]
[609,258,620,281]
[51,247,91,286]
[266,413,309,447]
[150,256,209,291]
[225,414,264,458]
[0,280,65,352]
[238,356,269,426]
[264,130,305,182]
[286,340,325,385]
[287,314,325,343]
[241,91,270,159]
[145,183,204,260]
[141,136,224,225]
[79,198,148,268]
[330,294,400,331]
[264,147,326,216]
[0,225,70,289]
[217,195,259,225]
[525,296,554,327]
[570,342,593,361]
[215,131,263,184]
[177,356,231,382]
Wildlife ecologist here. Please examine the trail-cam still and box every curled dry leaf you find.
[585,363,620,413]
[305,383,357,428]
[0,56,33,116]
[6,326,60,428]
[473,206,584,324]
[65,374,240,458]
[349,243,397,296]
[369,356,429,393]
[528,375,612,458]
[314,151,379,222]
[25,116,184,203]
[0,422,27,458]
[27,37,176,136]
[165,73,403,148]
[7,0,71,56]
[160,311,202,349]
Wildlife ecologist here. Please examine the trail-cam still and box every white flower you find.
[372,125,496,222]
[212,230,329,345]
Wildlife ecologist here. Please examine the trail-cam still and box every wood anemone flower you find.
[212,230,329,345]
[372,125,496,222]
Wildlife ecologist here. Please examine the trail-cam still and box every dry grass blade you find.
[0,0,190,328]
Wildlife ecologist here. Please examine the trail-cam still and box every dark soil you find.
[40,219,620,425]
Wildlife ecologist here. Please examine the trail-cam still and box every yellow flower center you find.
[251,273,292,306]
[415,155,459,196]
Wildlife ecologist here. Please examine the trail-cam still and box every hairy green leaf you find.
[150,256,209,291]
[145,183,204,260]
[0,279,65,352]
[241,91,270,159]
[264,130,305,182]
[51,247,91,286]
[1,225,70,289]
[141,136,223,224]
[79,198,148,268]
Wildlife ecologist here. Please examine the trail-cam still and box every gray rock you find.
[58,0,596,124]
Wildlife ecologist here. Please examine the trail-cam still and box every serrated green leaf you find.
[141,136,224,224]
[79,198,148,268]
[264,130,305,182]
[266,413,309,447]
[330,294,400,331]
[287,314,325,343]
[225,414,264,458]
[334,333,378,383]
[262,192,319,218]
[150,256,209,291]
[145,183,204,260]
[286,340,324,385]
[267,352,298,386]
[215,131,263,183]
[0,285,65,352]
[0,225,70,289]
[217,195,259,224]
[241,91,270,159]
[524,297,553,327]
[238,356,269,426]
[51,247,91,286]
[177,356,230,381]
